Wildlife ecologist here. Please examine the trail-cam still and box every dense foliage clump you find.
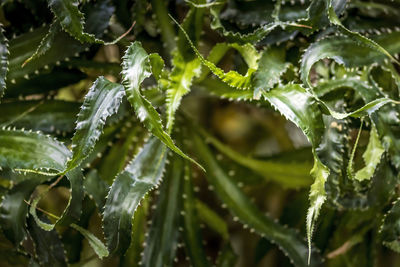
[0,0,400,266]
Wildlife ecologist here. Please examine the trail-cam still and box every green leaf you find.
[22,21,61,67]
[195,199,229,240]
[346,119,364,181]
[262,83,324,147]
[103,137,167,255]
[0,128,70,174]
[316,114,349,207]
[0,175,50,245]
[300,31,400,88]
[119,199,148,267]
[141,156,183,267]
[177,0,206,60]
[380,198,400,252]
[121,41,202,169]
[29,168,84,230]
[252,46,291,99]
[322,97,397,120]
[27,215,67,267]
[208,1,307,44]
[306,154,329,264]
[70,223,109,259]
[0,100,80,134]
[182,163,210,267]
[327,2,399,65]
[66,76,125,172]
[198,128,312,188]
[172,15,261,90]
[355,125,385,181]
[47,0,101,43]
[98,123,144,185]
[0,24,8,100]
[83,169,108,210]
[7,1,113,84]
[193,134,322,267]
[166,51,201,132]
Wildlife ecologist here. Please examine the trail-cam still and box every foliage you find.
[0,0,400,266]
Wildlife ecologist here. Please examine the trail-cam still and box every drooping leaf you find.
[300,31,400,88]
[327,1,399,65]
[141,156,182,267]
[103,137,167,255]
[22,21,61,67]
[121,41,202,168]
[166,51,201,132]
[193,134,323,267]
[66,76,125,172]
[29,168,84,230]
[47,0,101,43]
[355,125,384,181]
[7,0,113,83]
[172,15,261,90]
[306,155,329,264]
[262,83,324,147]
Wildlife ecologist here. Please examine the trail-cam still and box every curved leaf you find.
[121,41,202,169]
[103,137,167,255]
[29,168,84,230]
[252,46,291,99]
[66,76,125,172]
[300,31,400,88]
[47,0,101,43]
[22,21,61,67]
[0,175,50,245]
[355,125,384,181]
[172,15,261,90]
[262,83,324,147]
[0,128,70,174]
[166,51,201,132]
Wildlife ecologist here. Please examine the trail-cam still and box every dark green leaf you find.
[103,137,167,255]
